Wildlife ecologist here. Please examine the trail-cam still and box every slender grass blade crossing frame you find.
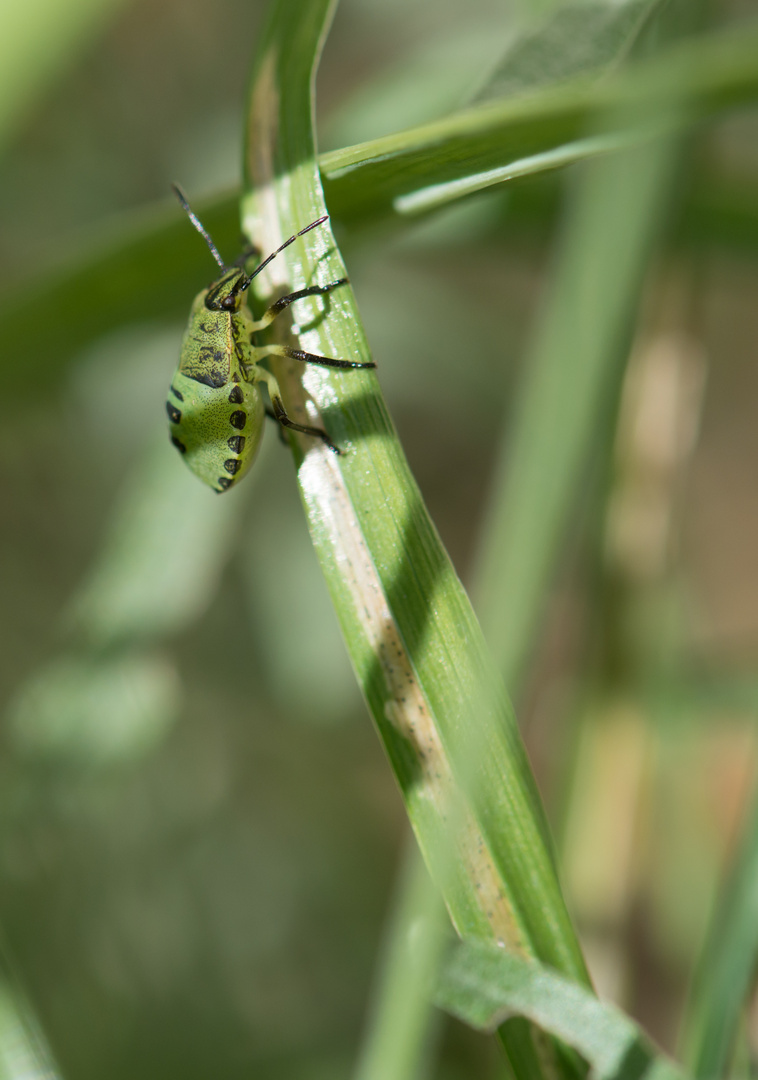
[166,184,375,493]
[241,0,594,1076]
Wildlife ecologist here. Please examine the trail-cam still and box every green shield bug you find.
[167,184,375,493]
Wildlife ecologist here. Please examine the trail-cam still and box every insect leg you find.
[253,343,375,371]
[264,404,289,445]
[257,370,341,454]
[248,279,348,333]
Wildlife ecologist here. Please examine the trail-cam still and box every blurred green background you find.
[0,0,757,1076]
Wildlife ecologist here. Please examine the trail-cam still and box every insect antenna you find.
[172,183,227,271]
[232,216,330,300]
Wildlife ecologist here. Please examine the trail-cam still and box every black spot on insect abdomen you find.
[227,436,245,453]
[166,402,182,423]
[171,435,187,454]
[230,411,247,430]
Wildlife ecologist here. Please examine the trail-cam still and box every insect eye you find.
[205,288,236,312]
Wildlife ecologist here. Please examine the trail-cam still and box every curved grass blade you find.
[320,20,758,226]
[240,0,590,1076]
[243,0,587,975]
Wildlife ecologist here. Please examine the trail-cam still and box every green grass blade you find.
[323,0,661,162]
[243,0,586,973]
[240,0,589,1075]
[682,784,758,1078]
[321,21,758,226]
[436,940,688,1080]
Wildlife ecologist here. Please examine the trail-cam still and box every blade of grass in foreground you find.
[240,0,589,1076]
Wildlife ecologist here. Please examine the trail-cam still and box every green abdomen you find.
[167,373,264,493]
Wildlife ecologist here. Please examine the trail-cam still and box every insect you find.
[166,184,375,493]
